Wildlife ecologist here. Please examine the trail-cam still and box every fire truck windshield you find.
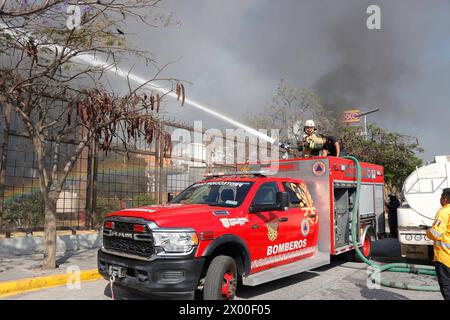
[170,181,254,208]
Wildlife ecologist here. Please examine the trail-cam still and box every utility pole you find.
[358,108,380,140]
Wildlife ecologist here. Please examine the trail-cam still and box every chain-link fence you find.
[0,119,274,233]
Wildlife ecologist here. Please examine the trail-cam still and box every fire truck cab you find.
[97,156,384,300]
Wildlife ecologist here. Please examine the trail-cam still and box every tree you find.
[0,1,184,269]
[244,79,337,142]
[340,124,423,191]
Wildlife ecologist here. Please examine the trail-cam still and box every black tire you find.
[203,255,237,300]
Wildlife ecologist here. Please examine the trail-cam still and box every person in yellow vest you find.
[426,188,450,300]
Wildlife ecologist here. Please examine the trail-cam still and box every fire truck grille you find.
[112,221,135,233]
[103,236,155,258]
[103,221,154,258]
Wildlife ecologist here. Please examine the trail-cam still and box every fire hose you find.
[344,156,440,292]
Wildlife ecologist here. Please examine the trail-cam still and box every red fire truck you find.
[97,156,385,300]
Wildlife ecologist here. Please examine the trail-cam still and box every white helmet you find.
[305,119,316,128]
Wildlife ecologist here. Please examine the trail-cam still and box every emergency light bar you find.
[204,171,268,179]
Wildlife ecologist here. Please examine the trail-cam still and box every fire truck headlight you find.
[153,231,199,253]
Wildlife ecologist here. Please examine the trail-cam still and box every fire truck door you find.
[282,182,319,255]
[246,182,291,272]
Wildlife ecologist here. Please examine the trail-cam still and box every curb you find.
[0,269,102,298]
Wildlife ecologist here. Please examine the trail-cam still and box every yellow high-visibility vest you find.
[427,204,450,268]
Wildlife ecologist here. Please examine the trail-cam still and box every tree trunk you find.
[42,193,58,269]
[32,134,59,270]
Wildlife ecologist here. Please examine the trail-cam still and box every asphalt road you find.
[3,239,443,300]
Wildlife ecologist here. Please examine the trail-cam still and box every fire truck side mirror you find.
[277,192,289,211]
[167,192,174,202]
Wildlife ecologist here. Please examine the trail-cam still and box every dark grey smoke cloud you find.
[313,5,408,113]
[312,1,437,121]
[117,0,450,161]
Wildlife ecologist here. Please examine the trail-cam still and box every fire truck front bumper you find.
[97,249,205,299]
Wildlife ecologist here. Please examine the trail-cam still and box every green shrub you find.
[3,192,44,229]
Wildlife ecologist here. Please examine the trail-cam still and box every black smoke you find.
[313,2,411,115]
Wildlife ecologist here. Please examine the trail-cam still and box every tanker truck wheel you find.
[203,255,237,300]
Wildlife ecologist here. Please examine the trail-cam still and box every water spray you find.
[75,54,276,144]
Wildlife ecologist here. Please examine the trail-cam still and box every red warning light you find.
[104,221,114,229]
[133,224,146,233]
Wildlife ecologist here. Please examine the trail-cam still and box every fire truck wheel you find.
[354,233,372,262]
[203,255,237,300]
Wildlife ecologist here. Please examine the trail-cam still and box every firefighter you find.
[426,188,450,300]
[321,135,341,157]
[298,120,324,157]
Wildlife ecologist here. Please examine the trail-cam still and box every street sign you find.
[341,109,361,124]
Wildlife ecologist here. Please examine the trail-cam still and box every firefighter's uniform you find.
[299,133,324,157]
[426,202,450,300]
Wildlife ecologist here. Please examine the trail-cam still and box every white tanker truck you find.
[397,155,450,260]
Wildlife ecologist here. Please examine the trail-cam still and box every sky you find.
[112,0,450,162]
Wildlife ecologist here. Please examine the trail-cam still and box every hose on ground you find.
[343,155,439,292]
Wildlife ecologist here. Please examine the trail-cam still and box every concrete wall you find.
[0,233,101,256]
